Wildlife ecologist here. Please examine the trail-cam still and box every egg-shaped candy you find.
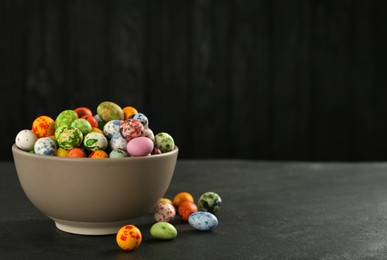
[109,149,129,158]
[122,106,138,120]
[154,201,176,222]
[126,136,154,157]
[103,119,123,139]
[143,128,155,142]
[110,134,128,151]
[129,113,149,129]
[83,132,108,152]
[150,222,177,240]
[188,212,218,231]
[155,132,175,153]
[71,118,92,136]
[32,115,55,138]
[15,129,38,151]
[197,191,222,214]
[82,114,98,128]
[55,110,78,128]
[34,137,57,156]
[74,107,93,118]
[94,114,105,130]
[89,150,108,158]
[67,147,86,158]
[178,201,198,222]
[57,127,83,150]
[55,147,70,157]
[119,119,144,141]
[97,101,124,122]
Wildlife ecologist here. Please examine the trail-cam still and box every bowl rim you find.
[12,143,178,162]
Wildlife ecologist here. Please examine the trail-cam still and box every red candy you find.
[119,119,144,141]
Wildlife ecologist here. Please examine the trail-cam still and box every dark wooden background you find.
[2,0,387,161]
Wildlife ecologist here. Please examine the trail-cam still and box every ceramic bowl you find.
[11,144,178,235]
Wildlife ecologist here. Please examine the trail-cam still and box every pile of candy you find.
[14,101,175,158]
[116,191,222,251]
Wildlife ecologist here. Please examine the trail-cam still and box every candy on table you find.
[188,211,218,231]
[116,225,142,251]
[197,191,222,214]
[178,201,198,221]
[150,222,177,240]
[154,201,176,222]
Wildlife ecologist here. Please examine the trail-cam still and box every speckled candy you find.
[129,113,149,128]
[32,115,55,138]
[150,222,177,240]
[70,118,92,135]
[103,120,123,139]
[55,110,78,129]
[83,132,108,152]
[126,136,154,157]
[154,132,175,153]
[109,149,129,158]
[119,119,144,141]
[57,127,83,150]
[34,137,57,156]
[110,134,128,151]
[197,192,222,214]
[15,129,38,151]
[188,212,218,231]
[154,201,176,222]
[97,101,124,122]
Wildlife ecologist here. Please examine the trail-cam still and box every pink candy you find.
[126,136,154,157]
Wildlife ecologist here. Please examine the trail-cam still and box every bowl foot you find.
[51,217,135,235]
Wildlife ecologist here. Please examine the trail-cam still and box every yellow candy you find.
[159,197,173,205]
[55,147,70,157]
[116,225,142,251]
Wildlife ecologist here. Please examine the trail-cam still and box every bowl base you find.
[51,217,135,235]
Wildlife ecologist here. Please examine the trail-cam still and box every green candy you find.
[71,118,92,136]
[154,132,175,153]
[150,222,177,240]
[57,127,83,150]
[55,110,78,129]
[96,101,124,122]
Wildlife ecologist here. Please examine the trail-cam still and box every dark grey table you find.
[2,160,387,259]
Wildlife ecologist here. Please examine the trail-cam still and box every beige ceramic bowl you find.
[12,144,178,235]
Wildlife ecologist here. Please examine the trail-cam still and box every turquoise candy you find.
[150,222,177,240]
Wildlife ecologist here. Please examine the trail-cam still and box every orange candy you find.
[32,115,55,138]
[88,150,108,158]
[178,201,198,221]
[173,192,194,208]
[123,106,138,120]
[116,225,142,251]
[67,148,86,158]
